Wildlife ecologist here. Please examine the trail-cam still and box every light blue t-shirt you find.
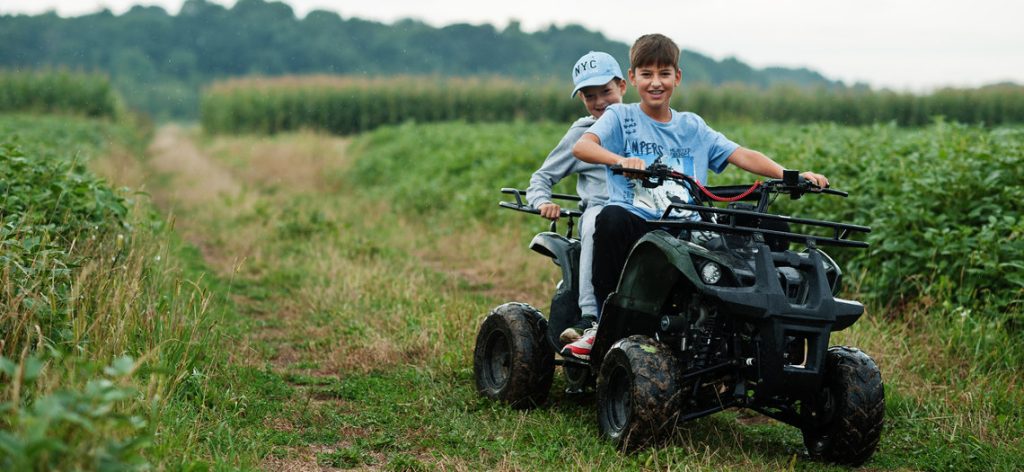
[586,103,739,220]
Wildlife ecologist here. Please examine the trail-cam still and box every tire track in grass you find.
[145,125,364,470]
[141,125,556,470]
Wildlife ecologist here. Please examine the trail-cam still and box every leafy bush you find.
[723,120,1024,319]
[0,142,128,235]
[348,120,569,216]
[0,355,149,471]
[1,119,131,357]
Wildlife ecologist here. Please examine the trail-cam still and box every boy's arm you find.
[727,147,829,188]
[573,133,645,170]
[527,128,584,219]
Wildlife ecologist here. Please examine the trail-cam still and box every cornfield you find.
[200,75,579,135]
[0,70,120,118]
[201,75,1024,136]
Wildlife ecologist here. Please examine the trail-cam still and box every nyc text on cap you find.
[571,51,624,98]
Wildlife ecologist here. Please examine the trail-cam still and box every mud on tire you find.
[596,335,683,451]
[473,303,554,408]
[802,346,885,466]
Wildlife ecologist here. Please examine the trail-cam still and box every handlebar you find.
[498,165,866,247]
[609,164,848,200]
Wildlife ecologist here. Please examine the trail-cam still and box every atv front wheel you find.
[802,346,884,466]
[473,303,554,408]
[596,335,682,451]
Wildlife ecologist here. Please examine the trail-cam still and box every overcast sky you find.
[3,0,1023,91]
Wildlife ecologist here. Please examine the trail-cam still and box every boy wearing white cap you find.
[526,51,627,342]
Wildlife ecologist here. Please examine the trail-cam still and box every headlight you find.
[700,262,722,285]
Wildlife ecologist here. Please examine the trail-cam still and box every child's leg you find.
[577,204,602,319]
[592,205,649,307]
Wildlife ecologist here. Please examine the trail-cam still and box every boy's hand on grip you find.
[538,202,561,220]
[800,171,829,190]
[619,157,646,178]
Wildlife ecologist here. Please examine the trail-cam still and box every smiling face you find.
[629,62,681,120]
[578,78,627,118]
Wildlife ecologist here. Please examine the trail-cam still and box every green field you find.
[3,93,1023,470]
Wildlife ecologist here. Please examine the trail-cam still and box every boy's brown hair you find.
[629,34,680,70]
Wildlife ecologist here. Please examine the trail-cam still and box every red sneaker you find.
[560,327,597,361]
[559,317,597,343]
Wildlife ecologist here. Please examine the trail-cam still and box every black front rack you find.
[653,203,871,248]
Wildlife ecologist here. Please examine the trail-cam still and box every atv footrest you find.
[555,355,590,368]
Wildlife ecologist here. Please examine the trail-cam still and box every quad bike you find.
[473,165,884,466]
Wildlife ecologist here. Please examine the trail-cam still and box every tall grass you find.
[0,115,216,469]
[0,70,121,119]
[200,75,1024,136]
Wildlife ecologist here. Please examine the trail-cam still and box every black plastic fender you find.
[591,230,706,365]
[529,232,583,349]
[530,232,579,292]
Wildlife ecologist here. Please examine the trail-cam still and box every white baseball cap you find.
[570,51,624,98]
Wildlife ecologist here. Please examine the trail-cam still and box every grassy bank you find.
[0,114,236,469]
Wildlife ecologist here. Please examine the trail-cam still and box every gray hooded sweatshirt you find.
[526,116,608,210]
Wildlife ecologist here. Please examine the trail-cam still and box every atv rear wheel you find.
[596,335,682,451]
[473,303,554,408]
[802,346,884,466]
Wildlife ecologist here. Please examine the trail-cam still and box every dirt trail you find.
[144,125,257,275]
[147,124,245,211]
[145,125,352,471]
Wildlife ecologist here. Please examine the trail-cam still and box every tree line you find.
[0,0,840,119]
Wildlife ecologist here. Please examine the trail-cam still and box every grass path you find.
[141,125,562,470]
[133,125,1021,471]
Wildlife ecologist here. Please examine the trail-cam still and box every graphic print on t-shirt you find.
[628,155,695,219]
[589,103,740,221]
